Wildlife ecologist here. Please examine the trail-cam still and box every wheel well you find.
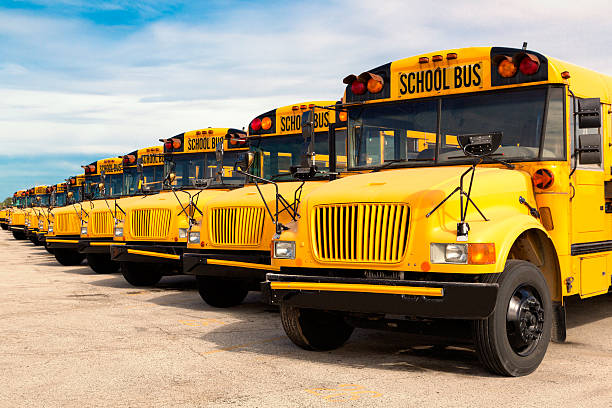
[507,229,562,302]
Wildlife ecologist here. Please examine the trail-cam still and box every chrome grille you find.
[312,203,409,263]
[90,211,114,236]
[130,209,171,239]
[210,207,265,246]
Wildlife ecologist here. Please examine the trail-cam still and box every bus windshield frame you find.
[123,165,164,195]
[346,85,566,170]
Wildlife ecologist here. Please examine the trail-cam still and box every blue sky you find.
[1,0,611,199]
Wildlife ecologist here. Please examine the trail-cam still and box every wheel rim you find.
[506,285,545,356]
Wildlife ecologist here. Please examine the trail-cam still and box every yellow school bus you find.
[78,147,165,274]
[46,174,87,264]
[181,101,348,307]
[0,205,8,230]
[7,190,27,239]
[24,185,51,246]
[110,128,247,286]
[263,46,612,376]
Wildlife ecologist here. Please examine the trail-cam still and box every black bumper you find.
[78,238,120,254]
[45,235,80,250]
[9,225,25,232]
[263,274,499,320]
[183,251,275,281]
[110,244,185,265]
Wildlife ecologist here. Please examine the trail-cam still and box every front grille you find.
[210,207,265,246]
[130,209,171,239]
[312,203,409,263]
[10,213,25,226]
[56,213,80,235]
[90,211,114,236]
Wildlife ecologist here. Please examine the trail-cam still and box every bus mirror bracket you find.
[426,132,500,241]
[215,141,224,183]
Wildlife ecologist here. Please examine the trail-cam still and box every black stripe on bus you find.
[571,240,612,256]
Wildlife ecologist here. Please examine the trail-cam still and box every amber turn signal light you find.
[261,116,272,130]
[468,243,496,265]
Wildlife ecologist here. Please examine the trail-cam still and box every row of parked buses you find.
[3,46,612,377]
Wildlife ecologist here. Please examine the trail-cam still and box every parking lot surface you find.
[0,231,611,407]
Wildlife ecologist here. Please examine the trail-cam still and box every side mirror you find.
[577,98,601,129]
[457,132,503,157]
[578,133,601,165]
[235,152,255,172]
[137,157,144,173]
[167,173,176,184]
[100,171,106,181]
[215,141,224,163]
[98,182,105,193]
[301,110,314,141]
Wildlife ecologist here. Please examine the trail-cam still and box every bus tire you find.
[473,260,552,377]
[30,236,43,246]
[12,230,26,240]
[280,304,354,351]
[54,249,85,266]
[196,276,248,308]
[86,254,119,274]
[44,243,55,255]
[120,262,162,286]
[1,223,8,230]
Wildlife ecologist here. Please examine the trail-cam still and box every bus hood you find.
[303,166,533,219]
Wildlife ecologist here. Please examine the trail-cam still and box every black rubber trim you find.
[570,240,612,256]
[78,238,116,254]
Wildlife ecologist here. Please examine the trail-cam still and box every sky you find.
[1,0,612,198]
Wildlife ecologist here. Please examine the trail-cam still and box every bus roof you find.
[342,46,612,104]
[161,127,248,155]
[248,100,342,138]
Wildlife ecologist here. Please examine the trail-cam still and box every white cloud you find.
[2,0,612,196]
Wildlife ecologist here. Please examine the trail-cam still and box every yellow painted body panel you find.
[271,47,612,305]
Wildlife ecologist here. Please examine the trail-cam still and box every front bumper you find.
[263,274,499,320]
[110,244,185,265]
[9,225,25,232]
[46,235,80,250]
[183,251,277,281]
[78,238,125,254]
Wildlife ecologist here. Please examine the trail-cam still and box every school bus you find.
[0,207,8,230]
[109,128,247,286]
[46,174,87,265]
[43,181,71,254]
[24,185,51,246]
[77,148,165,274]
[261,46,612,376]
[8,190,28,239]
[181,101,348,307]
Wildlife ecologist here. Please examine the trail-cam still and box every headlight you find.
[114,227,123,237]
[188,231,200,244]
[178,228,188,239]
[80,226,88,235]
[39,221,44,229]
[48,223,53,233]
[430,243,467,264]
[430,243,495,265]
[273,241,296,259]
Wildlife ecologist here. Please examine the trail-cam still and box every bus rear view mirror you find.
[301,110,314,141]
[235,152,255,172]
[215,141,224,163]
[457,132,503,157]
[577,98,601,129]
[578,133,601,165]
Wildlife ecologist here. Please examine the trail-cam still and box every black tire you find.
[54,249,86,266]
[86,254,119,274]
[1,223,8,230]
[29,235,43,246]
[12,230,26,240]
[44,243,55,255]
[280,304,354,351]
[473,260,552,377]
[196,276,249,308]
[120,262,163,286]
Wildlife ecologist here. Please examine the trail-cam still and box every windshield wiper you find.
[370,159,406,172]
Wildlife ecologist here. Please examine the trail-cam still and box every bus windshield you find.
[54,193,67,207]
[348,87,565,169]
[164,152,246,188]
[38,194,50,206]
[124,165,164,195]
[250,131,347,181]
